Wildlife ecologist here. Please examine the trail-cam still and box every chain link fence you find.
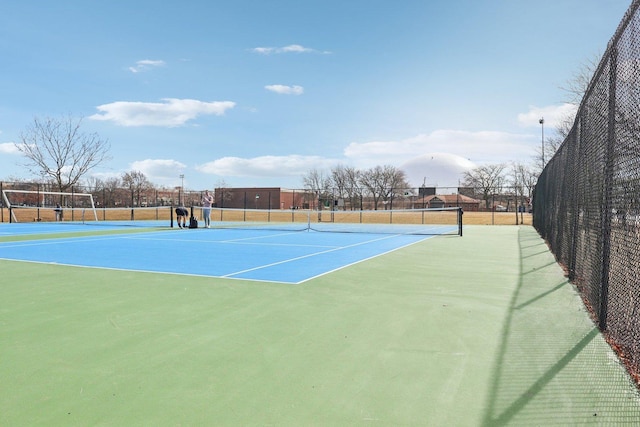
[1,181,534,224]
[534,0,640,385]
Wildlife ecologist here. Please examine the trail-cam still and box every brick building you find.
[214,187,315,210]
[417,194,481,211]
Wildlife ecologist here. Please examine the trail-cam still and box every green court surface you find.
[2,225,639,426]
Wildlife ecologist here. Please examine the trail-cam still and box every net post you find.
[458,207,463,236]
[170,205,174,228]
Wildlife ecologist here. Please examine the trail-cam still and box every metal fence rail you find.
[534,0,640,385]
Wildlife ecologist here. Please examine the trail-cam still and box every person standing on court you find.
[54,204,63,221]
[201,190,213,228]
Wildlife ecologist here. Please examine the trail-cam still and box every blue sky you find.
[0,0,632,190]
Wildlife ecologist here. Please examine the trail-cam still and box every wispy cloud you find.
[0,142,21,154]
[265,84,304,95]
[89,98,236,127]
[343,130,535,166]
[129,59,166,73]
[130,159,187,186]
[195,128,537,185]
[196,155,339,178]
[517,103,578,128]
[250,44,331,55]
[89,159,188,187]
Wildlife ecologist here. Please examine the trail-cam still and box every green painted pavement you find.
[2,226,639,426]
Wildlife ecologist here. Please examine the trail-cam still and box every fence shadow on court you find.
[481,227,640,426]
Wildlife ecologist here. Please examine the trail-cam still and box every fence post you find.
[599,47,618,331]
[568,122,582,282]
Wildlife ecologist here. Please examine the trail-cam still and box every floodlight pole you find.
[539,117,545,168]
[179,174,184,205]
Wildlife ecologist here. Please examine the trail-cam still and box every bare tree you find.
[16,115,111,193]
[122,170,153,207]
[510,162,537,222]
[303,168,331,209]
[540,53,601,165]
[359,165,409,210]
[560,53,601,105]
[214,179,233,208]
[359,167,381,210]
[83,176,103,193]
[461,164,506,209]
[541,110,574,170]
[520,166,538,202]
[330,165,362,210]
[103,177,123,207]
[303,168,330,192]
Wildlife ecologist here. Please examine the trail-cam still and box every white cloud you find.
[517,103,578,129]
[0,142,21,154]
[280,44,313,53]
[196,155,339,177]
[130,159,187,186]
[89,98,236,127]
[344,129,535,167]
[193,129,538,187]
[250,44,331,55]
[251,47,274,55]
[88,171,121,182]
[129,59,166,73]
[87,159,187,187]
[265,84,304,95]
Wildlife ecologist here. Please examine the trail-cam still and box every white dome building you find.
[400,153,475,189]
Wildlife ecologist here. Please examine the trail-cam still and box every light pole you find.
[179,174,184,205]
[539,117,545,168]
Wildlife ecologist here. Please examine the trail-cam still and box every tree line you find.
[302,165,412,210]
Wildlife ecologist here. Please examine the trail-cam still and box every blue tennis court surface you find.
[0,225,447,284]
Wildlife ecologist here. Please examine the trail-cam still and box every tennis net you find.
[6,205,463,235]
[207,207,463,235]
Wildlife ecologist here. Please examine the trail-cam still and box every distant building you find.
[214,187,314,209]
[212,187,482,212]
[417,194,481,211]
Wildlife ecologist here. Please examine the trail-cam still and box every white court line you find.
[0,234,138,249]
[297,235,433,284]
[124,230,340,249]
[0,256,303,285]
[222,233,411,279]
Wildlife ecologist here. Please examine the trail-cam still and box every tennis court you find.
[2,224,640,425]
[0,224,446,284]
